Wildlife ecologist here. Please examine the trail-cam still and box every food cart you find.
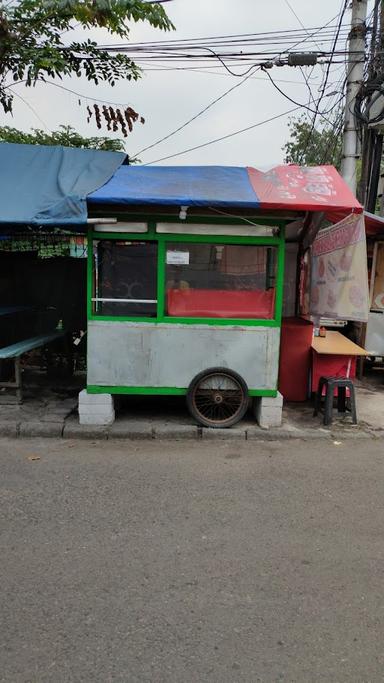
[83,165,363,428]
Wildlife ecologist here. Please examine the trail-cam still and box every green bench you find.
[0,331,66,402]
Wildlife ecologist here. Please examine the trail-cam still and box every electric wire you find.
[135,13,354,162]
[134,65,260,156]
[143,106,302,165]
[7,89,50,131]
[6,78,136,108]
[281,0,323,108]
[261,66,345,123]
[99,25,351,51]
[298,0,349,163]
[283,0,324,53]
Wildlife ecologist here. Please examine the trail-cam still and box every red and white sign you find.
[247,165,362,213]
[310,213,369,322]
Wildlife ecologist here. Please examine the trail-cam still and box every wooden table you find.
[311,331,367,392]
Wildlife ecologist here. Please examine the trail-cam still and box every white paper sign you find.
[166,250,190,265]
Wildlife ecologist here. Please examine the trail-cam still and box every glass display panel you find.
[93,240,157,317]
[165,243,277,319]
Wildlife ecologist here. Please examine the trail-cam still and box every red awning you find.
[247,165,362,216]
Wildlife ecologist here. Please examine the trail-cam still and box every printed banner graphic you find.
[310,213,369,322]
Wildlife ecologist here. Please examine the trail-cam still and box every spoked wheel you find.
[187,367,249,428]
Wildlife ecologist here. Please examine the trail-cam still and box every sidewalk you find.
[0,369,383,440]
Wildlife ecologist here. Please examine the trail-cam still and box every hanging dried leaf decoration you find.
[106,106,116,132]
[102,105,111,130]
[116,109,128,137]
[94,104,101,129]
[85,103,145,135]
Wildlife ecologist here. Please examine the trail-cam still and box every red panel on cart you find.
[278,317,313,401]
[167,288,275,319]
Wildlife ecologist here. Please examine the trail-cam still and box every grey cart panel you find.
[87,321,280,390]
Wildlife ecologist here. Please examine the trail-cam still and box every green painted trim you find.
[147,221,157,236]
[87,385,277,397]
[161,317,279,327]
[87,385,187,396]
[248,389,277,397]
[88,315,279,326]
[87,229,93,320]
[274,227,286,327]
[156,239,165,321]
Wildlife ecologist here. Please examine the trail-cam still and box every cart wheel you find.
[187,367,249,429]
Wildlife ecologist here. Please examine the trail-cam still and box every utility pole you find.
[340,0,368,194]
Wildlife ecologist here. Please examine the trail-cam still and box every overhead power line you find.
[97,22,352,76]
[134,66,260,156]
[299,0,350,162]
[6,78,136,108]
[98,24,350,51]
[283,0,326,53]
[135,50,345,161]
[143,106,302,165]
[261,66,345,123]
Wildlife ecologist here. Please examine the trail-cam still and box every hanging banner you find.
[310,213,369,322]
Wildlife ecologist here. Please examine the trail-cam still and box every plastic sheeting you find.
[89,166,260,208]
[89,164,362,217]
[0,143,126,226]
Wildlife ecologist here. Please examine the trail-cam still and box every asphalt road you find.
[1,437,384,683]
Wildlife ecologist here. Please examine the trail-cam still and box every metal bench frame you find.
[0,332,66,403]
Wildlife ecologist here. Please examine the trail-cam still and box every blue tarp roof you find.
[0,146,362,228]
[88,165,260,209]
[0,143,126,226]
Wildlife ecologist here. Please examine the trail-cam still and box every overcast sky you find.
[1,0,357,167]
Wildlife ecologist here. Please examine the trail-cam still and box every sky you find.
[0,0,355,167]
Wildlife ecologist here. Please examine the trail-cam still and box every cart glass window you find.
[165,243,277,319]
[93,240,157,317]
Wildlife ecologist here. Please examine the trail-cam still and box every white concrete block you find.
[259,392,283,408]
[79,404,114,414]
[79,411,115,422]
[254,393,283,429]
[258,409,282,429]
[78,390,115,426]
[79,410,115,426]
[78,389,113,406]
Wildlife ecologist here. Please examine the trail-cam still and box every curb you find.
[0,419,380,441]
[19,421,64,438]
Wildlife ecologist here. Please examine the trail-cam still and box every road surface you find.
[1,437,384,682]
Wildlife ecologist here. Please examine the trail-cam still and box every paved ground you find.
[1,437,384,682]
[0,368,383,440]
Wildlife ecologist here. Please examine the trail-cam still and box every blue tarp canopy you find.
[89,164,363,217]
[0,143,126,226]
[88,165,260,209]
